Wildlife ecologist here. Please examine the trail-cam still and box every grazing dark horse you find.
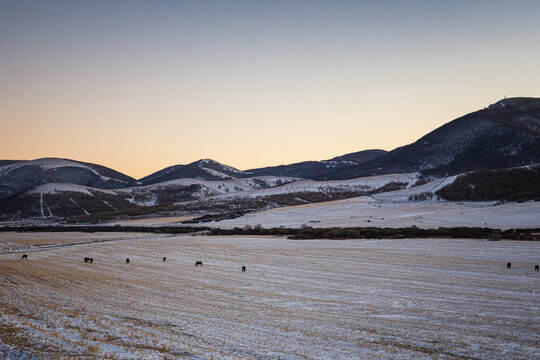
[535,265,539,272]
[84,257,93,263]
[507,262,511,269]
[21,254,27,260]
[163,257,166,262]
[195,261,203,267]
[242,266,246,272]
[126,258,130,264]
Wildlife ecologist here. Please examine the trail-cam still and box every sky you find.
[1,0,539,179]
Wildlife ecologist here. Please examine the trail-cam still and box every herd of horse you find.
[19,254,246,271]
[18,253,539,272]
[117,258,246,271]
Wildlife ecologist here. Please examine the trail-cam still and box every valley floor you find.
[103,197,540,230]
[0,233,539,359]
[213,197,540,229]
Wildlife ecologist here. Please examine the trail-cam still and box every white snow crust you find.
[0,158,126,183]
[28,183,116,196]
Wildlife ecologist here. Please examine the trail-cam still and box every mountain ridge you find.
[2,97,539,195]
[344,97,540,178]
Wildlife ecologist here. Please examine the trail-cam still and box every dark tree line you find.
[436,167,540,202]
[2,225,539,240]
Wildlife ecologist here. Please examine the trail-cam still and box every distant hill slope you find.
[335,97,540,178]
[246,150,386,180]
[0,174,411,220]
[245,160,357,180]
[0,158,137,200]
[331,149,387,163]
[139,150,387,183]
[139,159,252,184]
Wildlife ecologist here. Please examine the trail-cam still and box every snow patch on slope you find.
[372,175,457,203]
[139,176,301,196]
[321,160,357,168]
[0,158,128,184]
[198,159,244,174]
[210,172,420,200]
[29,183,116,196]
[199,167,233,179]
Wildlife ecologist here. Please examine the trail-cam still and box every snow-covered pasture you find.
[211,177,540,229]
[1,233,539,359]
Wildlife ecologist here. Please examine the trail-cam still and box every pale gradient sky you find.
[1,0,539,179]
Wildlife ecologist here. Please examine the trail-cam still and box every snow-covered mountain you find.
[0,158,136,200]
[138,150,387,184]
[1,97,539,221]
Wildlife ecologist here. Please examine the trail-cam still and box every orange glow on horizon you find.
[1,1,539,179]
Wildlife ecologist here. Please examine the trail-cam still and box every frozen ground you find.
[213,197,540,229]
[1,233,539,359]
[93,177,540,229]
[211,178,540,229]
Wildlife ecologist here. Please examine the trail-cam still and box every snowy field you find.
[99,199,540,230]
[214,197,540,229]
[1,233,539,359]
[100,176,540,230]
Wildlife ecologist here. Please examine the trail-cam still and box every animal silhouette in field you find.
[195,261,203,267]
[126,258,130,264]
[21,254,27,260]
[163,257,166,262]
[535,265,539,272]
[84,257,93,263]
[507,262,511,269]
[242,266,246,272]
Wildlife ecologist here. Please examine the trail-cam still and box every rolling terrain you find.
[246,149,386,180]
[1,97,539,223]
[0,176,302,220]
